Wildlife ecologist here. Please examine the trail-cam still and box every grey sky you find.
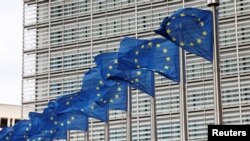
[0,1,22,105]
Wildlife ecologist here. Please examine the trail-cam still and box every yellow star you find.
[163,48,168,53]
[117,87,122,91]
[166,57,171,62]
[166,29,171,34]
[136,65,140,68]
[115,94,119,99]
[141,45,145,49]
[179,41,185,47]
[200,21,204,27]
[134,58,138,63]
[180,13,185,17]
[96,86,100,90]
[156,43,161,48]
[148,42,153,47]
[97,93,101,97]
[189,42,194,47]
[99,80,103,85]
[135,50,139,55]
[172,37,176,41]
[54,121,58,125]
[136,71,141,76]
[110,99,114,103]
[67,121,71,124]
[114,59,118,64]
[167,22,171,26]
[135,78,139,82]
[202,31,207,36]
[197,18,201,21]
[108,65,113,70]
[106,73,111,77]
[71,116,75,120]
[196,38,202,44]
[66,101,70,105]
[91,105,94,110]
[164,65,169,70]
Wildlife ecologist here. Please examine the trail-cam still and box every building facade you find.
[0,104,21,129]
[22,0,250,140]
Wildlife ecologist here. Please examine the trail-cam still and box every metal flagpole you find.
[180,2,188,140]
[150,73,157,141]
[207,0,223,125]
[179,48,188,141]
[84,132,89,141]
[126,84,132,141]
[105,110,110,141]
[67,130,70,141]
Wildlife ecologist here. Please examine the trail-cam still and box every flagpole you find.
[180,2,188,140]
[84,132,89,141]
[67,130,70,141]
[126,84,132,141]
[207,0,223,125]
[150,73,157,141]
[179,48,188,141]
[105,110,109,141]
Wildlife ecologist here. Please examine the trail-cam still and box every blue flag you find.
[118,37,180,82]
[82,67,128,111]
[53,93,108,122]
[29,112,67,140]
[155,8,213,61]
[12,120,32,141]
[95,52,155,96]
[0,127,13,141]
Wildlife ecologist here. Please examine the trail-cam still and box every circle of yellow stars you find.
[165,12,207,48]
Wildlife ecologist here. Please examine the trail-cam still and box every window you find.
[0,118,8,127]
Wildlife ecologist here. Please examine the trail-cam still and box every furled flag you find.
[155,8,213,61]
[118,37,180,82]
[81,67,128,111]
[95,52,155,96]
[0,127,13,141]
[53,92,108,122]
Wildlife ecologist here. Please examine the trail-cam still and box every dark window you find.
[0,118,8,127]
[15,119,20,124]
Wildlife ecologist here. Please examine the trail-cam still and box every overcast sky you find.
[0,1,22,105]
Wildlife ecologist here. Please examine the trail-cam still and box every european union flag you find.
[29,112,67,140]
[155,8,213,61]
[118,37,180,82]
[82,67,128,111]
[12,120,32,141]
[96,79,128,111]
[95,52,155,96]
[0,127,13,141]
[53,93,108,122]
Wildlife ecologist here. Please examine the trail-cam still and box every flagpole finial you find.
[207,0,219,7]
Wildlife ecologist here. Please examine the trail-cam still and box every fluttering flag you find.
[0,127,13,141]
[82,68,128,111]
[29,112,67,140]
[155,8,213,61]
[95,52,155,96]
[118,37,180,82]
[11,120,32,141]
[53,92,108,122]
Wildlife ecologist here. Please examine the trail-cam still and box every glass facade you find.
[22,0,250,140]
